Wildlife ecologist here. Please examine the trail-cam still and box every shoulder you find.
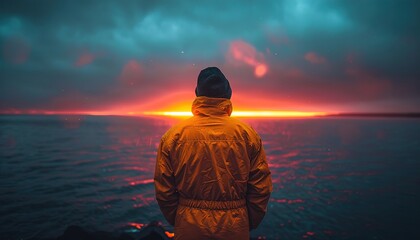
[160,117,195,143]
[228,117,257,133]
[227,117,261,142]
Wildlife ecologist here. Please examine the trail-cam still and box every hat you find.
[195,67,232,99]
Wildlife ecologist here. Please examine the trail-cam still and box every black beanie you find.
[195,67,232,99]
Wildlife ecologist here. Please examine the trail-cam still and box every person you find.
[154,67,272,240]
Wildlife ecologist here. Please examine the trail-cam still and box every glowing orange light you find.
[128,222,144,229]
[143,110,327,118]
[165,231,175,238]
[232,111,326,117]
[0,108,329,119]
[129,179,154,186]
[255,64,267,77]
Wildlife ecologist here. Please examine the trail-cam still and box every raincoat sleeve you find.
[247,136,272,230]
[154,138,179,226]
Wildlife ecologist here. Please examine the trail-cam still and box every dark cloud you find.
[1,0,419,113]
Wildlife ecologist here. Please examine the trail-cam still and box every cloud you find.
[119,60,142,86]
[304,52,326,64]
[75,53,95,67]
[0,0,420,113]
[226,40,268,78]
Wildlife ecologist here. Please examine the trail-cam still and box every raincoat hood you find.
[191,96,233,117]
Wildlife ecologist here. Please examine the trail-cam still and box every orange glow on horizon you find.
[0,92,331,118]
[0,109,329,118]
[142,110,327,118]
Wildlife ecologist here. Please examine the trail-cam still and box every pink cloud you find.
[304,52,326,64]
[226,40,268,78]
[119,60,142,86]
[75,53,95,67]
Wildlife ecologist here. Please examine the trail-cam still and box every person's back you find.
[154,67,272,240]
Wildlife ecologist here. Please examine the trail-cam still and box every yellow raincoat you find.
[154,96,272,240]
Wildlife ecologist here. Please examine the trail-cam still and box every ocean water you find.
[0,115,419,239]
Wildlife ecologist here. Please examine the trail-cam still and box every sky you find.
[1,0,419,115]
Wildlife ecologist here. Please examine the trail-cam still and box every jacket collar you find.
[191,96,232,117]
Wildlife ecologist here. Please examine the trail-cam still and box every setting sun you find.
[143,110,327,118]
